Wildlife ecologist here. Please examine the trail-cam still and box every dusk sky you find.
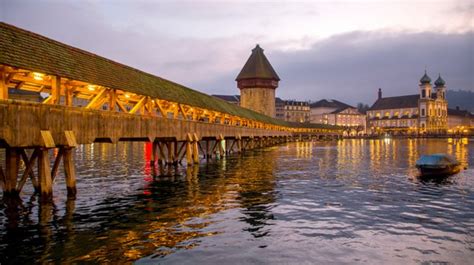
[1,0,473,105]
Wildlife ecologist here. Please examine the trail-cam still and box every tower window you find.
[421,90,426,98]
[421,108,425,116]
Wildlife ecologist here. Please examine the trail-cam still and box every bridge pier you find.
[1,131,78,201]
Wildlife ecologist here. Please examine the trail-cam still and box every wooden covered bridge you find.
[0,22,342,200]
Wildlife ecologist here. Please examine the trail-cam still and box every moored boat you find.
[416,154,461,177]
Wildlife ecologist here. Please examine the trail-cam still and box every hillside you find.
[447,90,474,112]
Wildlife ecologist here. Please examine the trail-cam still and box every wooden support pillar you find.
[166,142,174,165]
[109,89,116,111]
[157,142,165,166]
[0,71,8,100]
[217,135,225,159]
[4,148,20,196]
[173,141,179,165]
[192,134,199,164]
[38,148,53,201]
[205,140,210,159]
[51,76,61,104]
[63,148,77,199]
[65,86,73,106]
[186,134,193,165]
[151,141,158,166]
[237,138,242,153]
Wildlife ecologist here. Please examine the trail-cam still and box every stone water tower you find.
[236,45,280,117]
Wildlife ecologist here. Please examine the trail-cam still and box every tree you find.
[357,103,370,114]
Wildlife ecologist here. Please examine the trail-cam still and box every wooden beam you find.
[179,104,188,118]
[116,98,128,113]
[85,88,107,109]
[17,149,39,192]
[109,89,116,111]
[155,100,167,117]
[64,85,74,106]
[129,96,146,114]
[0,71,8,100]
[38,148,53,200]
[12,74,52,87]
[5,148,20,195]
[63,148,77,198]
[51,76,61,104]
[51,148,64,181]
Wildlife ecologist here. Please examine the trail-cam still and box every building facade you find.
[284,100,310,123]
[310,99,366,134]
[367,72,448,135]
[447,107,474,135]
[236,45,280,118]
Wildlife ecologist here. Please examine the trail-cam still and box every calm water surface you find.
[0,139,473,264]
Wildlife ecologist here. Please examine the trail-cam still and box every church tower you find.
[236,45,280,117]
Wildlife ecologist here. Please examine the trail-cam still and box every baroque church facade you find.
[367,72,448,135]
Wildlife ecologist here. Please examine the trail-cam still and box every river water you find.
[0,138,473,264]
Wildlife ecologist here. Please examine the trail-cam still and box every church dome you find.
[420,71,431,84]
[434,74,446,87]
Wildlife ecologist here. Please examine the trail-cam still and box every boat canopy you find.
[416,154,459,167]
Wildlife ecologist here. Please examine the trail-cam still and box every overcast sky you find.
[1,0,473,105]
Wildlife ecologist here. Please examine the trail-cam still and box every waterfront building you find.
[284,100,310,123]
[236,45,280,117]
[310,99,366,134]
[367,72,448,135]
[447,107,474,135]
[275,97,285,120]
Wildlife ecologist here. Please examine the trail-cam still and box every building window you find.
[421,108,425,116]
[422,90,426,98]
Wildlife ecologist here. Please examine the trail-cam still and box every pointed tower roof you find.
[435,74,446,87]
[236,44,280,81]
[420,70,431,84]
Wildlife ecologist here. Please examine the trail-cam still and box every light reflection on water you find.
[0,138,473,264]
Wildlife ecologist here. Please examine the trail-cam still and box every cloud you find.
[1,0,472,106]
[198,30,474,105]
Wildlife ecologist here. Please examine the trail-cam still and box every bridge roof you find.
[0,22,336,130]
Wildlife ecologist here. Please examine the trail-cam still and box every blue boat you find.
[416,154,461,177]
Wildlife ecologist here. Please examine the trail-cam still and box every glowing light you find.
[88,85,96,91]
[33,72,44,81]
[125,94,130,98]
